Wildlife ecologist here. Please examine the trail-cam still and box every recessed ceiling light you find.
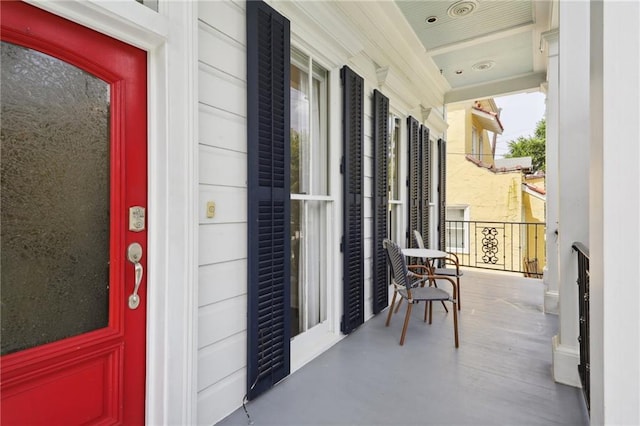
[472,60,495,71]
[455,69,464,75]
[425,16,438,24]
[447,0,478,18]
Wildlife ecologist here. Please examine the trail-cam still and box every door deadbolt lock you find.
[129,206,145,232]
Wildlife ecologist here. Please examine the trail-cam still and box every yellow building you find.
[446,100,546,275]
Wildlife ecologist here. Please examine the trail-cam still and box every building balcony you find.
[219,269,588,425]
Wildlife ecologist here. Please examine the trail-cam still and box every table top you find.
[401,248,447,259]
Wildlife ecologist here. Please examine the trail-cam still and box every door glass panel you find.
[1,42,110,355]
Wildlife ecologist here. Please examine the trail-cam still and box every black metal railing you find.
[445,220,546,275]
[573,241,590,414]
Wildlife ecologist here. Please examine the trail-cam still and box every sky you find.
[493,92,546,159]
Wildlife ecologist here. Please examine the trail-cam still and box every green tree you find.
[504,118,546,172]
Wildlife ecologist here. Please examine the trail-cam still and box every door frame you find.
[27,1,199,423]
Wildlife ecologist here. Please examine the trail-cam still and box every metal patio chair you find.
[383,239,459,347]
[413,230,464,310]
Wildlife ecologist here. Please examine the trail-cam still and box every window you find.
[388,115,401,201]
[388,115,402,241]
[290,48,329,337]
[471,125,483,160]
[446,206,469,253]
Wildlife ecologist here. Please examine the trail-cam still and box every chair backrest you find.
[413,230,425,249]
[383,239,411,290]
[524,257,541,278]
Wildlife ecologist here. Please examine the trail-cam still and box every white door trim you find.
[26,2,199,424]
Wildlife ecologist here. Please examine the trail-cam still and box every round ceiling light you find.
[472,60,495,71]
[425,16,438,24]
[447,0,478,18]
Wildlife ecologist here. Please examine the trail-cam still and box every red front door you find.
[1,2,147,424]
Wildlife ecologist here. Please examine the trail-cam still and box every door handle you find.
[127,242,143,310]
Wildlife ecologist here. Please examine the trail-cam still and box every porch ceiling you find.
[395,0,555,103]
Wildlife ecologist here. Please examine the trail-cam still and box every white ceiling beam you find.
[426,22,536,57]
[532,0,552,73]
[444,71,546,104]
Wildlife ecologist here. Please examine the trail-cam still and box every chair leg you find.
[457,278,461,310]
[400,302,413,346]
[433,281,449,313]
[394,298,403,313]
[453,300,459,348]
[386,291,397,327]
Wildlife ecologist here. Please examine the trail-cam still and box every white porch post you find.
[589,1,640,424]
[541,29,559,315]
[552,0,589,388]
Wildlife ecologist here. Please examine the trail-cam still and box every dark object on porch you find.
[573,242,590,414]
[523,257,542,278]
[383,239,458,347]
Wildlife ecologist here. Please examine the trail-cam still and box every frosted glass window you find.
[1,42,110,355]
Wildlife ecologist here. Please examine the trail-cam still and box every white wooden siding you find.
[199,104,246,153]
[199,260,247,307]
[197,1,248,425]
[196,2,440,424]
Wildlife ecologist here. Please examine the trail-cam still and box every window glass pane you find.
[303,200,327,329]
[471,126,478,157]
[448,208,465,221]
[388,116,400,200]
[311,72,328,195]
[290,61,310,195]
[290,49,329,338]
[290,200,303,336]
[446,208,467,251]
[1,42,110,355]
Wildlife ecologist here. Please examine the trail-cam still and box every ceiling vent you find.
[447,0,478,18]
[472,60,495,71]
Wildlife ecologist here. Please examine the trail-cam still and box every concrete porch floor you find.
[218,269,589,425]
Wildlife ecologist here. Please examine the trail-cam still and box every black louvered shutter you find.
[420,125,431,245]
[340,66,364,334]
[246,0,291,400]
[437,138,447,253]
[407,116,420,248]
[372,90,389,314]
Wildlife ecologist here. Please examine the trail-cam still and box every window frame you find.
[446,205,470,254]
[288,46,335,358]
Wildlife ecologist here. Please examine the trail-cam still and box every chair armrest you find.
[445,252,461,272]
[430,275,458,299]
[408,264,430,273]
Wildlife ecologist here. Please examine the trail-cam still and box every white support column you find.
[590,1,640,424]
[541,29,559,315]
[553,0,589,388]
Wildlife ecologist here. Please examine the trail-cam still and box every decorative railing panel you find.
[573,241,590,414]
[445,220,546,275]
